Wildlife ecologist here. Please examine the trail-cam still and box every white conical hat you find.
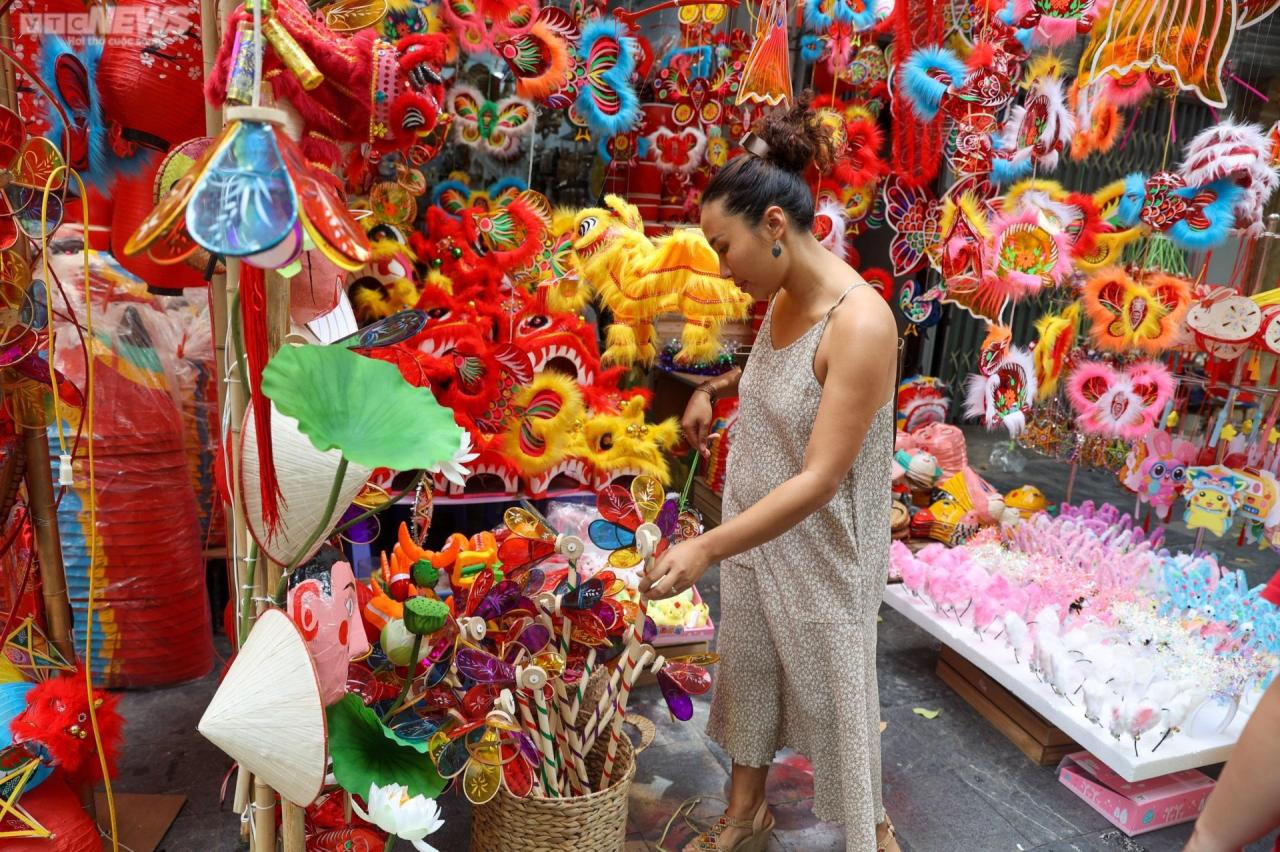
[239,402,372,565]
[198,609,327,806]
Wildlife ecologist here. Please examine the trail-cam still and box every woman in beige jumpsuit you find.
[641,94,899,852]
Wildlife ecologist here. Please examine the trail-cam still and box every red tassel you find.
[241,265,285,534]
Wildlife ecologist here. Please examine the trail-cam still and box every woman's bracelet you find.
[694,383,717,404]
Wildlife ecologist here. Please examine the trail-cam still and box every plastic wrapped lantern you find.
[124,106,371,274]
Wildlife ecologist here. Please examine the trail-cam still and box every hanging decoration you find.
[448,86,537,159]
[1066,360,1174,440]
[736,0,792,106]
[1082,268,1190,355]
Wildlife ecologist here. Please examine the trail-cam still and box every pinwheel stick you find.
[570,647,598,721]
[599,647,657,790]
[528,685,563,798]
[554,679,590,794]
[514,689,547,796]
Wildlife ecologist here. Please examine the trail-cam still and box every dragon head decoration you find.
[582,395,680,489]
[10,674,123,786]
[502,290,603,387]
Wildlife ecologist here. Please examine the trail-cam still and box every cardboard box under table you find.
[1058,752,1214,836]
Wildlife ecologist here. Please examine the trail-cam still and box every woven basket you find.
[471,713,655,852]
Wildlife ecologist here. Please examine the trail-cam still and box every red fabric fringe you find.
[240,265,285,534]
[890,0,945,187]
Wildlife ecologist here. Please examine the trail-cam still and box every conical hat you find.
[198,609,326,807]
[239,402,372,565]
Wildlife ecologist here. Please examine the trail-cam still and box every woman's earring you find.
[771,241,782,258]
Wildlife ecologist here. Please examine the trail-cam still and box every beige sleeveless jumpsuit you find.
[707,283,894,850]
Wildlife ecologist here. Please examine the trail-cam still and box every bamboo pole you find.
[200,0,263,829]
[22,429,75,664]
[264,268,305,852]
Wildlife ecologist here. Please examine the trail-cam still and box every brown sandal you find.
[877,817,901,852]
[685,800,774,852]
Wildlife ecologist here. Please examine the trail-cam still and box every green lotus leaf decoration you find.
[262,344,461,472]
[326,694,445,799]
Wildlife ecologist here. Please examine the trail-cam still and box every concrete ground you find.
[111,427,1279,851]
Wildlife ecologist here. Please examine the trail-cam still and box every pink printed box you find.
[1058,752,1214,837]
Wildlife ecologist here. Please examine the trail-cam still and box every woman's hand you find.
[682,390,715,460]
[639,538,713,601]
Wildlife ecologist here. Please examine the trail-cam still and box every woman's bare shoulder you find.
[829,280,896,350]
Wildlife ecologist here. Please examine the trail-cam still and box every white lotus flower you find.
[352,782,445,852]
[429,429,477,489]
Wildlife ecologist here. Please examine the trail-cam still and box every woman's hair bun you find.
[755,91,837,175]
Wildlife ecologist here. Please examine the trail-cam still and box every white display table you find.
[883,584,1251,781]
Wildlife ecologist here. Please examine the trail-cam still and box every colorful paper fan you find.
[1083,267,1189,354]
[0,107,66,251]
[737,0,792,106]
[927,468,999,544]
[125,108,371,272]
[261,344,463,473]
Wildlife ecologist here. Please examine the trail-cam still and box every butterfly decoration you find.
[125,116,371,272]
[0,107,67,251]
[653,652,719,721]
[992,75,1074,185]
[680,0,732,39]
[496,6,580,103]
[883,176,942,276]
[588,475,678,569]
[1181,120,1279,236]
[1066,360,1173,440]
[1083,268,1190,355]
[448,85,537,159]
[648,127,707,173]
[653,49,743,129]
[569,18,641,139]
[431,177,528,217]
[442,0,539,56]
[598,129,648,165]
